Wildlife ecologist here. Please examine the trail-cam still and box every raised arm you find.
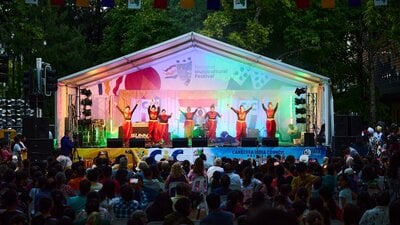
[228,104,238,114]
[131,103,138,115]
[262,102,267,111]
[275,102,279,112]
[115,103,124,115]
[245,105,254,114]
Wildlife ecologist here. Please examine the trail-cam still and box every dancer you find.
[148,99,161,143]
[262,101,279,138]
[158,109,172,145]
[205,104,221,141]
[228,103,253,142]
[116,99,140,146]
[180,106,198,139]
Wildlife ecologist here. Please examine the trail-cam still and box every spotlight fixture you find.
[80,99,92,106]
[295,98,306,105]
[80,89,92,97]
[296,118,306,123]
[295,108,307,114]
[295,87,307,96]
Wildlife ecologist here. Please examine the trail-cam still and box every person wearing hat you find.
[205,104,222,142]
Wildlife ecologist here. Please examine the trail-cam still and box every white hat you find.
[299,154,309,163]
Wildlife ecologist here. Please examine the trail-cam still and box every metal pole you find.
[36,58,42,118]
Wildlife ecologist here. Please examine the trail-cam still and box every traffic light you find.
[23,70,33,95]
[46,68,58,92]
[0,54,9,83]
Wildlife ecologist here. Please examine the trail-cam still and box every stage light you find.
[295,108,306,114]
[296,118,306,123]
[295,87,307,96]
[82,109,91,117]
[80,98,92,106]
[295,98,306,105]
[80,89,92,97]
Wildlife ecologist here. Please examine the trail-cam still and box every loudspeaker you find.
[262,138,279,147]
[304,133,315,147]
[23,118,49,139]
[349,116,363,136]
[26,139,54,152]
[107,138,123,148]
[172,138,188,148]
[334,115,349,136]
[241,137,258,147]
[26,139,54,162]
[192,138,208,147]
[129,138,145,148]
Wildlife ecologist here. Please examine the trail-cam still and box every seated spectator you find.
[187,157,207,184]
[164,162,189,191]
[75,191,112,223]
[207,158,224,183]
[146,192,173,222]
[31,196,58,225]
[200,193,234,225]
[110,184,141,219]
[87,168,103,192]
[225,190,246,217]
[171,182,191,211]
[99,165,120,194]
[142,167,163,202]
[67,179,91,214]
[127,210,148,225]
[359,190,390,225]
[209,171,222,192]
[0,189,28,225]
[241,166,262,203]
[212,174,232,196]
[163,197,193,225]
[75,198,110,225]
[224,163,241,191]
[67,162,86,192]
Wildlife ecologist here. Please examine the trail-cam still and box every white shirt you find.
[207,165,224,183]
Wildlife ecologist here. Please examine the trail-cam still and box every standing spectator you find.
[207,158,224,183]
[338,174,354,210]
[55,171,75,197]
[12,135,27,164]
[359,191,390,225]
[60,130,74,159]
[342,203,361,225]
[291,162,319,201]
[200,193,234,225]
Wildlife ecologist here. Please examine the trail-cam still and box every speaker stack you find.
[262,138,279,147]
[172,138,188,148]
[241,137,258,147]
[192,138,208,147]
[22,118,53,162]
[107,138,123,148]
[129,138,146,148]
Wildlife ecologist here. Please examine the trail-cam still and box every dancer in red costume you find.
[148,99,160,143]
[116,100,140,146]
[180,106,198,139]
[228,103,253,142]
[158,109,172,145]
[262,101,279,138]
[205,104,221,141]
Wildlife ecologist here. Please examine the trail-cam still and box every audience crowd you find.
[0,122,399,225]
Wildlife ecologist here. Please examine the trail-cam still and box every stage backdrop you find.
[58,32,333,146]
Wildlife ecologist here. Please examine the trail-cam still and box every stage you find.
[76,144,327,166]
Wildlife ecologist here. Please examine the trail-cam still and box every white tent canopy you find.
[57,32,334,145]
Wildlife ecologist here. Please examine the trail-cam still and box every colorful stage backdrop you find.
[57,32,333,146]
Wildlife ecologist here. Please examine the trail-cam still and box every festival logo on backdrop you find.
[164,57,192,86]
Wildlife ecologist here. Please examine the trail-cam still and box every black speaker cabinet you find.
[262,138,279,147]
[129,138,146,148]
[192,138,208,147]
[107,138,123,148]
[241,137,258,147]
[26,139,54,153]
[23,118,49,139]
[172,138,188,148]
[304,133,315,147]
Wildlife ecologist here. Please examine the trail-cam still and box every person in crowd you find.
[60,130,74,159]
[188,157,207,184]
[87,168,103,192]
[210,171,222,192]
[67,179,92,214]
[12,135,27,164]
[241,166,262,203]
[262,101,279,138]
[291,200,307,225]
[338,174,355,210]
[207,158,224,183]
[247,207,298,225]
[291,162,320,201]
[31,196,57,225]
[75,191,112,225]
[223,163,241,191]
[225,190,246,217]
[180,106,199,139]
[142,167,163,202]
[321,164,337,195]
[318,186,341,222]
[115,100,140,147]
[305,210,324,225]
[200,192,234,225]
[109,184,141,219]
[171,182,191,211]
[163,197,193,225]
[205,104,222,141]
[99,165,120,194]
[55,171,75,198]
[359,190,390,225]
[308,196,331,225]
[68,162,86,193]
[227,103,254,142]
[0,189,28,225]
[164,162,189,191]
[260,174,277,200]
[127,210,148,225]
[0,141,12,162]
[146,192,173,222]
